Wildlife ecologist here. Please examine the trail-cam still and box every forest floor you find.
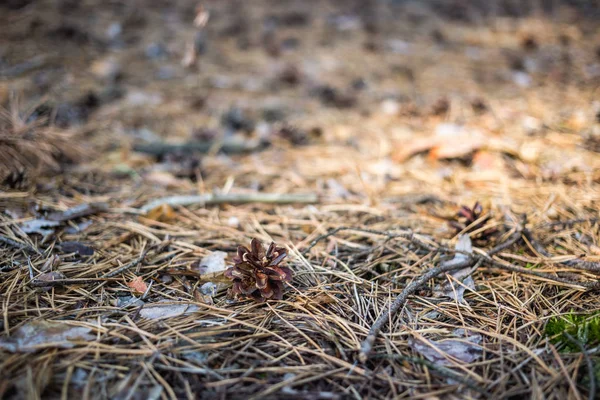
[1,1,600,399]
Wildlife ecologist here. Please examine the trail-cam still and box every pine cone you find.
[449,201,497,242]
[225,238,293,302]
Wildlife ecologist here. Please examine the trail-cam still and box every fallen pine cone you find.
[449,201,498,242]
[225,238,293,302]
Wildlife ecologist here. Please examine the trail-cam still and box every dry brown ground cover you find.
[1,0,600,398]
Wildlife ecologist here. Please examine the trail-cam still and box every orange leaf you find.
[146,204,176,222]
[127,276,148,295]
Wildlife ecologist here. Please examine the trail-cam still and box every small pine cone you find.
[457,202,484,226]
[449,201,487,232]
[449,201,497,241]
[225,238,293,302]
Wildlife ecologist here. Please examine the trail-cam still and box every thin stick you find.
[358,260,472,363]
[132,140,267,156]
[29,277,121,287]
[480,257,600,289]
[487,229,523,256]
[523,228,600,273]
[47,202,108,222]
[140,192,318,212]
[539,218,600,229]
[0,235,41,255]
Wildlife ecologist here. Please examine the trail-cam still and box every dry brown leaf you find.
[472,150,504,172]
[146,203,176,222]
[35,271,66,292]
[40,255,61,272]
[429,127,486,160]
[392,137,435,162]
[310,293,337,305]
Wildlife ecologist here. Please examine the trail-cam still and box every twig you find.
[487,229,523,256]
[0,235,41,255]
[29,277,121,287]
[132,140,268,157]
[102,246,151,278]
[563,332,596,400]
[358,259,472,363]
[539,218,600,229]
[523,228,600,273]
[140,193,318,212]
[479,257,600,289]
[47,202,108,222]
[357,224,600,362]
[0,55,47,78]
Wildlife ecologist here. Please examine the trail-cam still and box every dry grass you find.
[1,186,599,399]
[1,0,600,399]
[0,99,84,186]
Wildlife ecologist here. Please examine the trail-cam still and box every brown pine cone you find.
[225,238,293,302]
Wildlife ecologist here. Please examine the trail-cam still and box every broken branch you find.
[140,193,318,212]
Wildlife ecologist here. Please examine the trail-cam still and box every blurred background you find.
[1,0,599,203]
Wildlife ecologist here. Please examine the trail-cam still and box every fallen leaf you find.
[429,124,486,160]
[434,235,476,303]
[20,219,60,236]
[40,255,61,272]
[115,296,144,308]
[35,271,66,287]
[410,333,483,366]
[392,137,435,162]
[139,303,199,320]
[146,204,176,222]
[34,271,67,292]
[191,251,228,275]
[0,320,95,353]
[311,293,337,305]
[472,150,504,172]
[194,289,214,305]
[127,276,148,295]
[393,124,487,162]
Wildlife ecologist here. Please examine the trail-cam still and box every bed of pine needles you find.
[1,1,600,399]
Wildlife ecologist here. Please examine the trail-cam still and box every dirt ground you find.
[1,0,600,399]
